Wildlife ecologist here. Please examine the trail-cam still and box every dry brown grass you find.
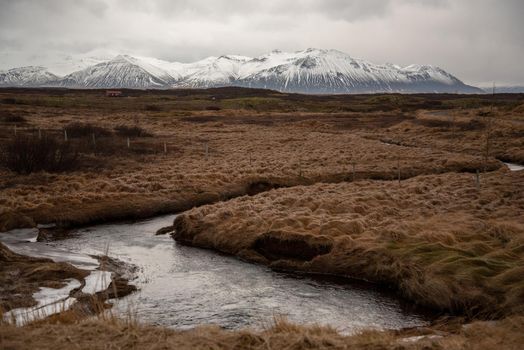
[173,170,524,318]
[368,109,524,164]
[0,92,504,231]
[0,314,523,350]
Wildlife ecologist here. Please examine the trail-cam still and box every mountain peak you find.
[111,54,135,63]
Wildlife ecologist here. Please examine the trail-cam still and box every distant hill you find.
[482,86,524,93]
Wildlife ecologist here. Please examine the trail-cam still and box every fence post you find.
[397,157,401,185]
[92,133,96,146]
[64,129,68,142]
[164,141,167,154]
[127,137,130,149]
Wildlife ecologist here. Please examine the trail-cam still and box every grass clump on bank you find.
[173,170,524,318]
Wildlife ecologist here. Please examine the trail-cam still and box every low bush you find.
[1,113,27,123]
[65,123,112,138]
[144,104,162,112]
[456,119,485,131]
[0,135,79,174]
[114,125,152,138]
[414,118,452,129]
[1,98,16,104]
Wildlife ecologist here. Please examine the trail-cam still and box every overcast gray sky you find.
[0,0,522,85]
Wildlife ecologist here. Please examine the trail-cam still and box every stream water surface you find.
[2,215,431,334]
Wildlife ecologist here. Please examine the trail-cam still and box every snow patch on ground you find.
[82,270,113,294]
[3,279,81,326]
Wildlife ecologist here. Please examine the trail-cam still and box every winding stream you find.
[2,215,431,334]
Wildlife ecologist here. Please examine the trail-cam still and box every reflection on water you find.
[2,215,431,334]
[504,162,524,171]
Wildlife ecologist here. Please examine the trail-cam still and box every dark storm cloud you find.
[0,0,522,85]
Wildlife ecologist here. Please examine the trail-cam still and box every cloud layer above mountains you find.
[1,0,523,85]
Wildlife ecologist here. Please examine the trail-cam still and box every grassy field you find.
[0,88,516,231]
[0,88,523,349]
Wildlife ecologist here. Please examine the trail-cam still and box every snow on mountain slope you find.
[58,55,176,88]
[133,56,187,80]
[235,48,479,93]
[0,49,482,93]
[0,66,59,87]
[177,55,252,88]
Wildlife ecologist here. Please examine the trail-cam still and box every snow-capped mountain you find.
[0,66,58,87]
[235,49,478,93]
[0,49,482,93]
[56,55,177,89]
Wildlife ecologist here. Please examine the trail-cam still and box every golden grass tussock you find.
[1,314,523,350]
[173,170,524,318]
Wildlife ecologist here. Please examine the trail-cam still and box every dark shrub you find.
[414,118,485,131]
[413,118,451,129]
[114,125,152,138]
[1,98,16,104]
[478,110,491,117]
[144,104,162,112]
[0,135,79,174]
[457,119,485,131]
[65,122,112,138]
[1,113,27,123]
[205,105,221,111]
